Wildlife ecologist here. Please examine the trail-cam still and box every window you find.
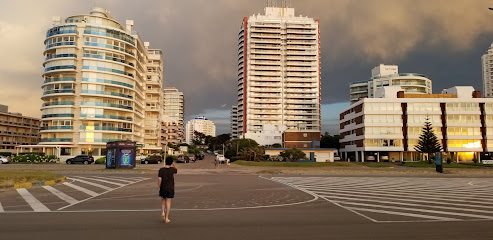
[303,133,308,137]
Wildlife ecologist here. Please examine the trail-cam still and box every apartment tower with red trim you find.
[233,6,321,141]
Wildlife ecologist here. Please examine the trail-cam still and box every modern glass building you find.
[40,7,163,159]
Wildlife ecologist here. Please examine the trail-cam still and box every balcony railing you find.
[42,101,75,107]
[44,77,76,84]
[41,126,73,130]
[40,138,72,142]
[42,114,74,118]
[80,114,133,121]
[44,65,76,72]
[80,126,132,132]
[81,90,133,99]
[45,54,77,61]
[43,89,75,95]
[81,101,133,110]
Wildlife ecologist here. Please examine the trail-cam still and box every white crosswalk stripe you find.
[0,175,149,213]
[272,177,493,223]
[16,188,51,212]
[43,186,78,205]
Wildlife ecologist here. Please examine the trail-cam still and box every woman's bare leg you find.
[161,198,166,221]
[165,198,172,223]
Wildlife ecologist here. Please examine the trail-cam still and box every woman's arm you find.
[158,177,162,188]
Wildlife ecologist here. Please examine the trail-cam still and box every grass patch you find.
[0,170,63,186]
[233,160,354,168]
[354,162,395,168]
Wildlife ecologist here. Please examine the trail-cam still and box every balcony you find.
[43,89,75,95]
[42,114,74,119]
[250,33,282,39]
[40,138,72,143]
[42,101,75,107]
[80,114,133,122]
[41,126,73,130]
[80,126,132,132]
[44,77,76,84]
[44,65,76,73]
[81,102,133,111]
[81,90,133,99]
[250,71,282,76]
[45,54,77,61]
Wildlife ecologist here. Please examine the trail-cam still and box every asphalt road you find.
[1,155,493,239]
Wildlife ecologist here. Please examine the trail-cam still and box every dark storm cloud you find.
[2,0,493,125]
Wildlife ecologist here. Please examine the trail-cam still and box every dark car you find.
[177,155,190,163]
[195,152,205,160]
[141,155,163,164]
[66,155,94,164]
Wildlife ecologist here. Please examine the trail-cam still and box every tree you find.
[280,147,307,162]
[414,118,442,164]
[271,143,283,148]
[193,131,207,145]
[321,132,340,149]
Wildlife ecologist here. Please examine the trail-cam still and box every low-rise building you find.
[264,148,337,162]
[0,105,40,153]
[339,86,488,162]
[283,130,321,148]
[243,124,286,146]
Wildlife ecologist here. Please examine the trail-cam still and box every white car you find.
[0,156,9,164]
[216,154,226,163]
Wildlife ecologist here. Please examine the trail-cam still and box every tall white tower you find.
[482,44,493,97]
[235,5,321,138]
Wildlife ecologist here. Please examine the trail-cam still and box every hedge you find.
[11,154,58,163]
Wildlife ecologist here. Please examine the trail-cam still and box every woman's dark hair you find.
[165,156,174,165]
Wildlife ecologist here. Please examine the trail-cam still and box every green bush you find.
[18,152,45,156]
[472,158,479,164]
[95,157,106,164]
[446,158,452,164]
[0,152,13,157]
[11,154,58,163]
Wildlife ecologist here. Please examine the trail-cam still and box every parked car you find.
[177,155,190,163]
[66,155,94,164]
[188,154,196,162]
[0,156,9,164]
[195,152,205,160]
[141,155,162,164]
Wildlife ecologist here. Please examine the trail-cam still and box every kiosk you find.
[106,141,136,169]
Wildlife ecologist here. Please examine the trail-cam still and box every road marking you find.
[346,207,459,221]
[67,177,114,191]
[0,201,4,212]
[63,182,99,197]
[75,176,125,187]
[86,176,136,184]
[16,188,50,212]
[42,186,79,205]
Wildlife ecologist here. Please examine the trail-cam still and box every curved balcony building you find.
[40,8,163,158]
[350,64,432,104]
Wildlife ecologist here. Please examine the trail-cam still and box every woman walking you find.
[158,156,178,223]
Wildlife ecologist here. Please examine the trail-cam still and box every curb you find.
[0,177,66,190]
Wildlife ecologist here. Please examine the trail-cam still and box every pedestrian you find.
[226,158,230,169]
[158,156,178,223]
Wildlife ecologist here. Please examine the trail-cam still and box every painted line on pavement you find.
[63,183,99,197]
[346,207,459,221]
[16,188,50,212]
[75,176,125,187]
[67,177,114,191]
[0,201,4,212]
[42,186,79,205]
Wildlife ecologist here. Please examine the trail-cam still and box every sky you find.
[2,0,493,135]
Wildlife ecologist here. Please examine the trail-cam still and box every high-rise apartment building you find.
[230,105,239,139]
[40,7,163,158]
[482,43,493,97]
[143,48,164,154]
[162,87,184,144]
[350,64,432,104]
[0,105,40,152]
[234,6,321,139]
[185,116,216,145]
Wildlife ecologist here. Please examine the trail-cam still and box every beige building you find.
[29,7,164,159]
[0,105,40,153]
[162,87,184,144]
[234,5,321,138]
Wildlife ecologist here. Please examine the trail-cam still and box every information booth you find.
[106,141,136,169]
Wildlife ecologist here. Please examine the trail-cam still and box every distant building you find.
[161,115,181,146]
[244,124,286,146]
[234,5,321,140]
[185,116,216,145]
[340,85,488,162]
[143,48,164,154]
[163,87,184,143]
[0,105,40,153]
[350,64,432,104]
[230,105,239,139]
[482,43,493,97]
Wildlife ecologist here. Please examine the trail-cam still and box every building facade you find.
[234,6,321,139]
[0,106,40,153]
[40,8,163,158]
[185,116,216,145]
[482,43,493,97]
[350,64,432,104]
[340,86,489,162]
[162,87,184,144]
[230,105,239,139]
[244,124,286,146]
[161,115,181,146]
[143,48,164,154]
